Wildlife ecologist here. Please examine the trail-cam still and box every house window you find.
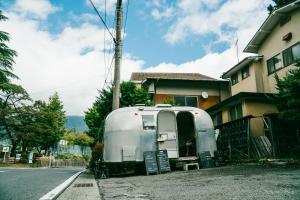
[231,73,238,85]
[142,115,155,130]
[212,112,223,126]
[174,96,198,107]
[283,43,300,67]
[267,54,282,74]
[229,104,243,121]
[241,65,250,79]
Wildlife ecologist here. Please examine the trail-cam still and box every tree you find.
[7,93,66,154]
[0,11,31,154]
[63,131,94,155]
[34,93,66,152]
[274,61,300,123]
[0,10,18,83]
[267,0,296,14]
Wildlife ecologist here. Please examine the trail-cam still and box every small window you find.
[186,96,198,107]
[229,104,243,121]
[142,115,155,130]
[283,43,300,67]
[212,112,223,126]
[174,96,185,106]
[241,66,250,79]
[283,48,293,66]
[174,96,198,107]
[292,43,300,61]
[267,54,282,74]
[231,73,238,85]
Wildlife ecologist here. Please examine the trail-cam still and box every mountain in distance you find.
[65,116,88,132]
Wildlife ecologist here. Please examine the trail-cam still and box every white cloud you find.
[145,47,241,80]
[0,11,143,115]
[12,0,61,20]
[85,0,127,14]
[143,0,272,80]
[151,7,174,20]
[1,0,275,115]
[155,0,271,46]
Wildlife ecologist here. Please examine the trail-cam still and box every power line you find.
[123,0,129,34]
[103,0,107,86]
[103,54,115,88]
[88,0,116,43]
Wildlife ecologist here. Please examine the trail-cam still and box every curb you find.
[39,169,86,200]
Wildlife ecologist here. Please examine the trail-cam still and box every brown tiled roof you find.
[130,72,217,82]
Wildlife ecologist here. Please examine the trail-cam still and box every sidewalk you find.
[57,171,101,200]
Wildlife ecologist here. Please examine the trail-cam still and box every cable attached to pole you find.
[88,0,116,44]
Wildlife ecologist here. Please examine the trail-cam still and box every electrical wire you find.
[88,0,116,43]
[123,0,129,35]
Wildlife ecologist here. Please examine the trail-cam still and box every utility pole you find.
[112,0,122,110]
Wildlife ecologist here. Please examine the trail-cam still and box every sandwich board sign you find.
[156,150,171,173]
[143,151,158,175]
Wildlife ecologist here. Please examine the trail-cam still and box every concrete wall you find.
[148,80,230,110]
[244,100,278,137]
[155,80,229,98]
[258,10,300,93]
[217,100,278,137]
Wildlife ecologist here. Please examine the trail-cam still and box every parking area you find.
[97,164,300,200]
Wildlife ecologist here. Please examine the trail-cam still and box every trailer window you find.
[142,115,155,130]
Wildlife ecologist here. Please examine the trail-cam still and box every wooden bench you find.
[183,163,199,171]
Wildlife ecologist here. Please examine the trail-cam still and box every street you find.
[0,168,82,200]
[98,164,300,200]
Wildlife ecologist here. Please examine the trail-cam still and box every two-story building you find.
[130,72,230,110]
[207,0,300,157]
[207,1,300,154]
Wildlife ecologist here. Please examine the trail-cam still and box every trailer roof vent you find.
[135,104,145,106]
[155,104,172,108]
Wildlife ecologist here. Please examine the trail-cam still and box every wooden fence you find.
[216,116,251,160]
[216,114,300,160]
[36,158,87,168]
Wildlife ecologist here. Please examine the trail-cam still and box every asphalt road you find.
[0,167,82,200]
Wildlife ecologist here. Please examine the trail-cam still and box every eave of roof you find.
[142,77,229,85]
[206,92,275,113]
[244,0,300,53]
[130,72,218,82]
[222,56,262,79]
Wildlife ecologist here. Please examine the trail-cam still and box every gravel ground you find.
[97,164,300,200]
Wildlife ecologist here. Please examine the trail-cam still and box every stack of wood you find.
[251,136,272,158]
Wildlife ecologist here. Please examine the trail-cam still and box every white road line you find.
[0,171,6,173]
[39,169,85,200]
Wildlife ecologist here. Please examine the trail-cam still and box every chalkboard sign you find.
[157,150,171,173]
[143,151,158,175]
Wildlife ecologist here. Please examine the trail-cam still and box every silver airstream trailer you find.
[103,104,217,172]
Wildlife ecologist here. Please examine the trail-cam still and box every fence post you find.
[247,117,251,159]
[266,116,276,158]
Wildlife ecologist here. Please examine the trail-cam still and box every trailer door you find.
[157,110,178,158]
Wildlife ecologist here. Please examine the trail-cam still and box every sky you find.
[0,0,272,115]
